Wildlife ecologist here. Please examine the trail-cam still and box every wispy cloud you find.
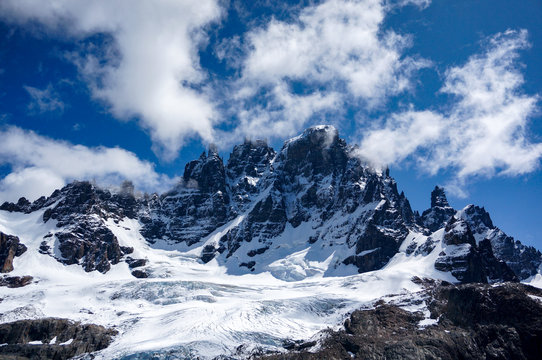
[224,0,430,142]
[23,83,65,114]
[0,126,175,202]
[358,30,542,194]
[0,0,222,160]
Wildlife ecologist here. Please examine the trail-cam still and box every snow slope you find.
[0,208,457,359]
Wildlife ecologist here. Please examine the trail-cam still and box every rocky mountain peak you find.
[430,186,450,208]
[183,147,227,194]
[226,138,275,180]
[459,204,494,230]
[419,186,456,232]
[278,125,348,178]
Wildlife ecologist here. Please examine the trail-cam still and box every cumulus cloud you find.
[229,0,430,141]
[0,126,175,202]
[358,30,542,190]
[0,0,221,159]
[23,83,65,114]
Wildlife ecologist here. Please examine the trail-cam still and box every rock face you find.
[0,125,540,282]
[435,217,487,283]
[458,205,542,279]
[227,139,276,211]
[433,217,517,284]
[40,181,135,273]
[0,318,117,360]
[261,281,542,360]
[419,186,456,232]
[0,275,33,288]
[2,181,135,274]
[139,148,234,245]
[0,232,27,273]
[207,126,415,277]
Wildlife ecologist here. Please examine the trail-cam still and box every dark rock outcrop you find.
[419,186,456,232]
[126,257,147,269]
[0,318,117,360]
[459,205,542,280]
[435,217,517,283]
[435,217,487,283]
[0,275,33,288]
[139,148,234,246]
[478,238,519,283]
[53,218,131,273]
[4,181,137,274]
[227,139,276,210]
[0,232,27,273]
[261,282,542,360]
[131,269,149,278]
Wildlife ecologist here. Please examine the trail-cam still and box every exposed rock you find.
[53,217,132,273]
[10,181,137,274]
[131,269,149,278]
[139,148,234,245]
[478,238,518,283]
[260,282,542,360]
[126,257,147,269]
[0,232,27,273]
[227,139,276,210]
[419,186,455,232]
[0,318,117,360]
[459,205,542,280]
[435,217,517,283]
[0,275,33,288]
[42,181,138,224]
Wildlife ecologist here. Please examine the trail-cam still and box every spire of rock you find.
[431,186,450,208]
[419,185,456,232]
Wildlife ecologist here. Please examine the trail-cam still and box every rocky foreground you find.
[260,281,542,360]
[0,318,117,359]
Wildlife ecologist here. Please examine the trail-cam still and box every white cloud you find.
[356,110,445,166]
[390,0,432,9]
[358,30,542,188]
[229,0,430,141]
[0,0,221,159]
[23,83,65,114]
[0,126,174,202]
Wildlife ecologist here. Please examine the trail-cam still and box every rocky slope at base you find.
[0,318,117,360]
[260,281,542,360]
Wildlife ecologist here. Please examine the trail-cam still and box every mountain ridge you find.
[1,125,540,283]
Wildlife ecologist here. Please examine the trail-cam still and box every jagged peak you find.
[458,204,495,230]
[241,137,270,147]
[284,125,339,150]
[229,138,274,157]
[431,186,450,208]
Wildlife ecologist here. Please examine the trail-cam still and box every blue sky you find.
[0,0,541,248]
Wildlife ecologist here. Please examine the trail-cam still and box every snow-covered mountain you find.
[0,125,541,359]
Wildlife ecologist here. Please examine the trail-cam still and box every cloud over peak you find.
[227,0,430,141]
[358,29,542,191]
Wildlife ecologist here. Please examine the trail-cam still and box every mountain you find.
[2,125,538,282]
[0,125,540,359]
